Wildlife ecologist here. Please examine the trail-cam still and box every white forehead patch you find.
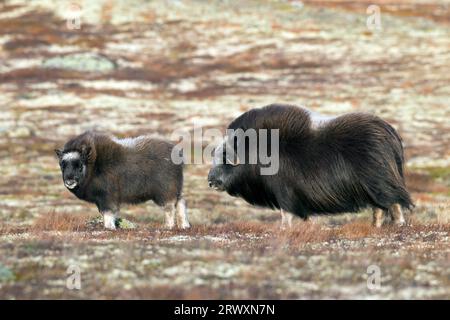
[62,151,80,161]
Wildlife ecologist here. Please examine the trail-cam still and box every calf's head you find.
[55,146,90,190]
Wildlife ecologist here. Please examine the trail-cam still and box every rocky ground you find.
[0,0,449,299]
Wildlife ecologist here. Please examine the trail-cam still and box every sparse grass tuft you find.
[274,221,332,248]
[31,211,91,232]
[331,221,379,239]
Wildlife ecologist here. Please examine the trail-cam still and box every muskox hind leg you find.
[163,203,176,229]
[372,208,385,228]
[280,210,294,229]
[389,204,406,226]
[175,198,190,229]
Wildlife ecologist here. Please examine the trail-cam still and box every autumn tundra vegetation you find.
[0,0,448,299]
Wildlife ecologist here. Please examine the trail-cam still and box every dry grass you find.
[24,213,450,244]
[185,221,272,236]
[31,211,92,232]
[0,223,25,236]
[332,221,380,239]
[272,220,376,243]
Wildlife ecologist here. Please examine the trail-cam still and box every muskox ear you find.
[55,149,63,160]
[227,157,240,166]
[80,145,92,162]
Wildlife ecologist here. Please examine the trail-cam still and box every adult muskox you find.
[55,130,190,230]
[208,104,413,228]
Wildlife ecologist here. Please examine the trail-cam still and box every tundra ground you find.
[0,0,449,299]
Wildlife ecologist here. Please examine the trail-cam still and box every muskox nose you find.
[64,179,78,189]
[208,176,223,189]
[208,167,226,191]
[207,170,222,188]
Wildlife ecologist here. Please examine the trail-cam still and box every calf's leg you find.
[102,210,118,230]
[163,203,176,229]
[97,199,119,230]
[176,198,190,229]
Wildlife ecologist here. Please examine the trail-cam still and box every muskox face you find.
[55,148,88,191]
[208,139,240,192]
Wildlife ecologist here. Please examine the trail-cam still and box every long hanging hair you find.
[222,104,413,219]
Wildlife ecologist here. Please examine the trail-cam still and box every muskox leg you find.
[102,210,118,230]
[163,203,176,229]
[175,198,190,229]
[390,204,406,226]
[280,210,294,229]
[372,208,385,228]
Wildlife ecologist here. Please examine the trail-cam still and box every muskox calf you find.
[55,130,190,230]
[208,104,413,228]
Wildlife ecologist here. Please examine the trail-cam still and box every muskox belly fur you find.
[208,104,413,227]
[55,130,190,230]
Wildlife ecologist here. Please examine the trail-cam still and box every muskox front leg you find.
[102,210,118,230]
[372,208,385,228]
[97,201,119,230]
[390,204,406,226]
[175,198,190,229]
[280,210,294,229]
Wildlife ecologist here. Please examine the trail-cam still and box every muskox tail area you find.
[361,117,414,211]
[363,170,414,212]
[381,120,406,182]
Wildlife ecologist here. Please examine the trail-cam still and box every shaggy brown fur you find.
[208,104,413,227]
[56,130,190,230]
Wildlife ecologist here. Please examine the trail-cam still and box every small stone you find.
[43,53,117,73]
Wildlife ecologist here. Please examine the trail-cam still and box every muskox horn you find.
[226,154,240,166]
[224,137,240,166]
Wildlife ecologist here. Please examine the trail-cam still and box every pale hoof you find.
[164,222,175,230]
[393,218,406,227]
[104,220,116,230]
[179,222,191,229]
[373,221,383,228]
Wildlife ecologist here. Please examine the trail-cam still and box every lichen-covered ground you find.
[0,0,449,299]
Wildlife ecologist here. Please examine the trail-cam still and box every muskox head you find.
[207,137,240,192]
[55,146,90,191]
[208,128,280,192]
